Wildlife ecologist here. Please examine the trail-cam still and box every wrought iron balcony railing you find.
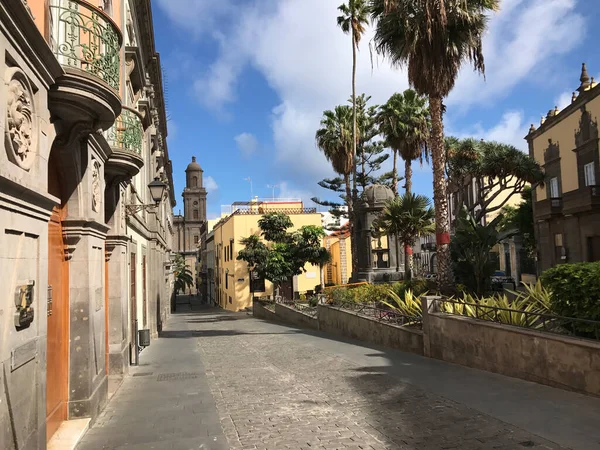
[106,106,143,154]
[50,0,122,90]
[550,197,562,214]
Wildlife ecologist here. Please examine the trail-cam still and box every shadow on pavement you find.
[159,329,305,338]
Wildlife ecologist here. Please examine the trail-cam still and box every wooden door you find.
[130,253,137,362]
[142,255,147,328]
[46,205,68,442]
[279,278,293,300]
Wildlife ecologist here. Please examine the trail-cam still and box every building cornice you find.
[526,84,600,141]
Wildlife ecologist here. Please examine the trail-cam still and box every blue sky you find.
[152,0,600,219]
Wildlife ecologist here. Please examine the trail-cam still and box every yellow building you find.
[213,200,323,311]
[526,63,600,270]
[324,226,353,285]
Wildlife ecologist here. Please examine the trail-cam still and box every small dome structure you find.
[362,184,395,207]
[185,156,202,172]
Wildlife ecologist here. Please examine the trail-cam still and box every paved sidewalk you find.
[76,301,227,450]
[78,305,600,450]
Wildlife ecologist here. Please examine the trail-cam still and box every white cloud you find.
[204,176,219,193]
[277,181,317,206]
[154,0,233,37]
[555,91,574,112]
[158,0,585,190]
[234,133,259,158]
[448,110,531,151]
[448,0,585,108]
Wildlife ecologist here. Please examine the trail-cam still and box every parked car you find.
[490,271,515,291]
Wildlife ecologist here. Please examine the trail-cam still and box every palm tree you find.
[316,105,355,215]
[378,89,429,195]
[337,0,370,201]
[371,0,499,291]
[173,255,194,296]
[375,193,435,279]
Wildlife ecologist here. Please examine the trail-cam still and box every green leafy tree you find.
[294,225,331,291]
[237,213,331,297]
[337,0,370,202]
[377,90,430,195]
[446,138,544,223]
[371,0,500,292]
[451,209,517,296]
[374,193,435,279]
[173,254,194,296]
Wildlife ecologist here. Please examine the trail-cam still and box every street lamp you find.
[126,177,167,215]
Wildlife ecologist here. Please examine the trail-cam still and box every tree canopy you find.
[237,213,330,291]
[446,137,544,222]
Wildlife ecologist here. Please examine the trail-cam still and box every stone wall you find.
[317,306,424,356]
[252,301,277,322]
[427,313,600,396]
[274,304,319,331]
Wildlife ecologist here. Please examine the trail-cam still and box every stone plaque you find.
[11,338,37,372]
[14,280,34,330]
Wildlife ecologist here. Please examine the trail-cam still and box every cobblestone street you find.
[77,304,600,450]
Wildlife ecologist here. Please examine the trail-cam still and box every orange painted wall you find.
[28,0,123,42]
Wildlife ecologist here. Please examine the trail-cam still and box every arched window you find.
[193,210,199,220]
[192,176,198,188]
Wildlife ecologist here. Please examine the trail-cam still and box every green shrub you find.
[308,296,319,307]
[391,279,429,298]
[353,283,393,304]
[328,287,356,304]
[541,262,600,335]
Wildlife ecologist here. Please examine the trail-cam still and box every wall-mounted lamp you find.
[126,178,167,215]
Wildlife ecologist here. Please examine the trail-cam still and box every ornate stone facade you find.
[527,63,600,271]
[0,1,175,448]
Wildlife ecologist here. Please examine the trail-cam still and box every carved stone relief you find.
[544,139,560,163]
[575,107,599,148]
[91,159,101,212]
[5,67,37,171]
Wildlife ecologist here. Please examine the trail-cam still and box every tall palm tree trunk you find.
[404,159,412,194]
[404,243,413,280]
[404,159,413,279]
[350,27,359,280]
[395,234,400,272]
[392,149,398,195]
[429,96,452,292]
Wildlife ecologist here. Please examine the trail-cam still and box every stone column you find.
[104,184,130,377]
[64,220,109,419]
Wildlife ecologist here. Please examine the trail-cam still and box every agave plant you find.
[442,287,552,329]
[381,289,425,323]
[508,280,553,315]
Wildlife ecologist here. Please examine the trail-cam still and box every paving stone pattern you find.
[197,313,566,450]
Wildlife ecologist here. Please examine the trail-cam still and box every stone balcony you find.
[48,0,123,135]
[105,106,145,181]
